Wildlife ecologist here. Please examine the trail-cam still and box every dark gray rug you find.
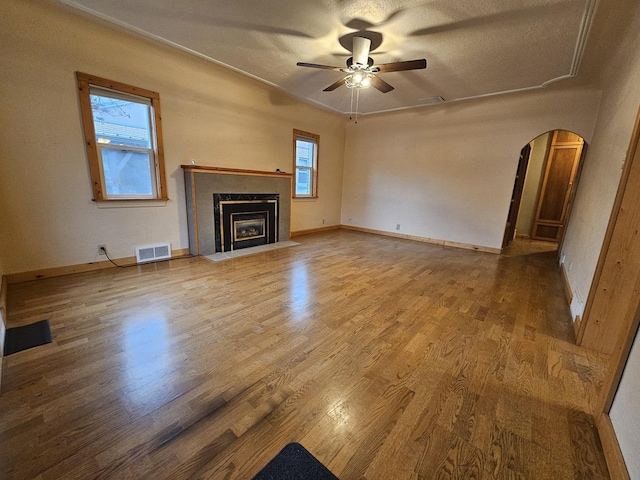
[4,319,53,355]
[252,443,339,480]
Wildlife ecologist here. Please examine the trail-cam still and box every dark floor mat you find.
[252,443,339,480]
[4,319,53,355]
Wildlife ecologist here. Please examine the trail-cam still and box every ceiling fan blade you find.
[296,62,343,72]
[373,59,427,73]
[370,75,394,93]
[323,77,347,92]
[352,36,371,66]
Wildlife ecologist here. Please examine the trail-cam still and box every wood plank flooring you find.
[0,231,610,479]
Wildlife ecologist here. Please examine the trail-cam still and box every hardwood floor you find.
[0,231,610,479]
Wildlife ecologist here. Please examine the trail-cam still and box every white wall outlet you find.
[98,244,107,255]
[396,224,401,231]
[322,218,325,225]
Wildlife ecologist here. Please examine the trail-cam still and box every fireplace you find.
[214,193,278,252]
[182,165,292,256]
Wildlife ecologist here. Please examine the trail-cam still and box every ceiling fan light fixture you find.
[346,71,373,89]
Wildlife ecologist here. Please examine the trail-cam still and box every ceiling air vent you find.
[419,96,445,105]
[135,243,171,263]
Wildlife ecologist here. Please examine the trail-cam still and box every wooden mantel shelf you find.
[181,165,293,178]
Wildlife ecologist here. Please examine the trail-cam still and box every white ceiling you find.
[58,0,597,115]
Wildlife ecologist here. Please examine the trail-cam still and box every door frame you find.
[587,104,640,480]
[503,130,585,249]
[502,144,531,248]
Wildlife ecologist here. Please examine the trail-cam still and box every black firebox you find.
[213,193,279,252]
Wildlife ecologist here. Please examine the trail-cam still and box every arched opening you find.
[502,130,586,253]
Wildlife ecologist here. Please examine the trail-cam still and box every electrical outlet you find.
[322,218,325,225]
[396,224,401,231]
[98,244,107,255]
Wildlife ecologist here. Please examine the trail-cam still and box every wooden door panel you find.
[532,133,583,242]
[554,130,583,143]
[532,224,559,239]
[537,146,580,223]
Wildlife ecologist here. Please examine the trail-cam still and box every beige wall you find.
[341,87,601,250]
[0,0,345,274]
[560,5,640,324]
[516,133,551,237]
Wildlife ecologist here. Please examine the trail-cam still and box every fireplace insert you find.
[214,193,279,252]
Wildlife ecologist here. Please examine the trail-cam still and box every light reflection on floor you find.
[289,261,310,317]
[122,315,171,405]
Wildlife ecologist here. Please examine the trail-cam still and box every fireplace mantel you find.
[182,165,292,256]
[181,165,293,179]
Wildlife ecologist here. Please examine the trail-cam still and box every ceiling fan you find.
[296,36,427,93]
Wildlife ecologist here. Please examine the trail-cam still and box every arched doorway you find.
[502,130,586,251]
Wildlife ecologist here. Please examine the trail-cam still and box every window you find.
[293,129,319,198]
[76,72,167,201]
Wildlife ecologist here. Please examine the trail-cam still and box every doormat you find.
[252,443,339,480]
[4,319,53,356]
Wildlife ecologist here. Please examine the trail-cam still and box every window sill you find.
[293,196,318,201]
[95,198,169,208]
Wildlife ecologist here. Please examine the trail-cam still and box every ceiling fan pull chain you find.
[355,89,360,124]
[349,87,354,120]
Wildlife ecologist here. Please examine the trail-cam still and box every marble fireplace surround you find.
[182,165,292,256]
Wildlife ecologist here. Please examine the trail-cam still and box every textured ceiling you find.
[58,0,597,115]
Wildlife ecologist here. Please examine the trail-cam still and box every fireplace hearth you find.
[214,193,278,252]
[182,165,292,256]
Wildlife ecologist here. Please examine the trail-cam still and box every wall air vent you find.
[135,243,171,263]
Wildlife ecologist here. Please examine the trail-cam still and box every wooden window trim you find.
[76,72,168,202]
[293,129,319,199]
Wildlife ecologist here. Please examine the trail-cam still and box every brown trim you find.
[596,413,631,480]
[292,129,320,198]
[76,73,102,198]
[153,89,168,200]
[589,105,640,480]
[76,72,161,99]
[5,249,191,284]
[558,142,588,254]
[181,165,293,178]
[341,225,502,254]
[572,315,582,339]
[0,275,7,322]
[0,275,5,388]
[290,225,340,237]
[560,263,573,305]
[597,303,640,416]
[579,106,640,345]
[76,72,168,202]
[93,198,169,203]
